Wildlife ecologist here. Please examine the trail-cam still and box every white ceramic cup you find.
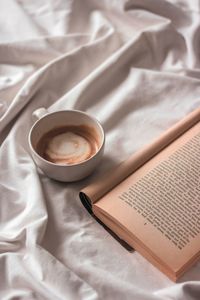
[29,108,105,182]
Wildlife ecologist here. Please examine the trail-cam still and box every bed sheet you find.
[1,0,200,299]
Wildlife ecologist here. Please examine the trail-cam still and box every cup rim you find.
[28,109,105,167]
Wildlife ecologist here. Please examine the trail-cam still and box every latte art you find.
[46,132,93,164]
[36,125,99,165]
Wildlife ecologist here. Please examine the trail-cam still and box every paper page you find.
[94,121,200,274]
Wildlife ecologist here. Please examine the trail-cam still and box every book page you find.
[94,121,200,274]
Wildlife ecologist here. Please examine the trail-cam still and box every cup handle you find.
[32,107,49,122]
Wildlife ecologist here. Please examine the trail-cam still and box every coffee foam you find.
[37,125,99,165]
[45,132,92,164]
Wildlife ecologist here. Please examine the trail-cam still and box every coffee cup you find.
[28,108,105,182]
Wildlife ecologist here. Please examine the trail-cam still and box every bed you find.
[0,0,200,299]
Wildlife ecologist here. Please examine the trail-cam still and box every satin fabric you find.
[1,1,200,299]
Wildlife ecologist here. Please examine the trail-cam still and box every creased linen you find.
[1,0,200,299]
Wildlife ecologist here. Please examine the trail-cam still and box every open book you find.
[79,108,200,282]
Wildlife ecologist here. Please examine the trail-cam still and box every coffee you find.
[36,125,100,165]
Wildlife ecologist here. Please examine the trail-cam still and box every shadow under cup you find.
[29,110,105,182]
